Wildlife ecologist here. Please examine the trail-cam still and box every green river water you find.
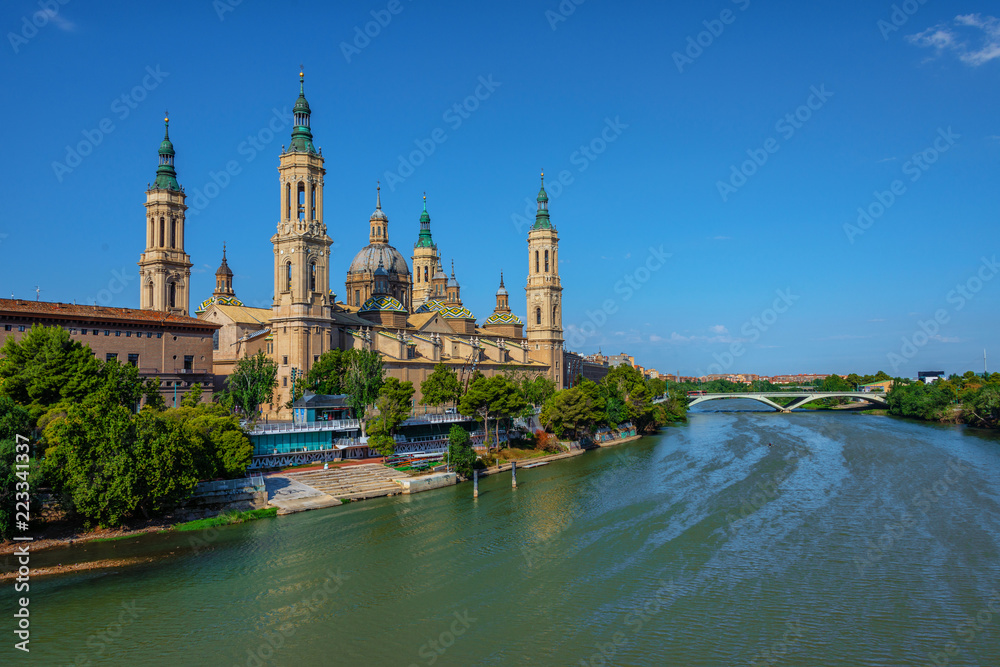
[6,405,1000,666]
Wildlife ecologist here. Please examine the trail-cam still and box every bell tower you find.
[525,172,564,388]
[270,69,334,412]
[138,114,192,315]
[411,193,438,308]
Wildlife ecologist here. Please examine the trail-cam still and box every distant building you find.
[918,371,945,383]
[861,380,893,392]
[0,298,218,404]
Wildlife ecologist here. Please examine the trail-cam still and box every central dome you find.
[347,244,411,276]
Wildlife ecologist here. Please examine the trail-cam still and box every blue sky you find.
[2,0,998,378]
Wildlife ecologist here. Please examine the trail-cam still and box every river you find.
[12,404,1000,666]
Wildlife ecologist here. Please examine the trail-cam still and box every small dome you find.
[347,244,411,276]
[370,207,388,223]
[159,138,175,156]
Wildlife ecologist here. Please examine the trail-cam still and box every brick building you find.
[0,299,218,405]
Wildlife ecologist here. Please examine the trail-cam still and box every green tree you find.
[225,351,278,422]
[0,397,37,540]
[420,363,462,408]
[44,404,199,526]
[458,375,528,449]
[540,384,606,439]
[0,324,102,419]
[160,403,253,479]
[181,382,203,408]
[602,365,654,431]
[143,377,166,411]
[306,349,348,395]
[367,378,415,457]
[447,424,477,478]
[343,348,386,434]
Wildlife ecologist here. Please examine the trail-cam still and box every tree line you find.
[0,325,253,535]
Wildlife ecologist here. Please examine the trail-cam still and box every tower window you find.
[553,305,558,323]
[536,307,542,325]
[355,290,360,306]
[297,182,305,221]
[285,262,293,291]
[171,218,177,248]
[424,266,428,283]
[535,251,539,273]
[310,261,317,292]
[169,282,176,308]
[545,250,549,272]
[159,218,165,247]
[311,185,317,220]
[285,183,291,220]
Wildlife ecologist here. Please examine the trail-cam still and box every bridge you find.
[656,391,888,413]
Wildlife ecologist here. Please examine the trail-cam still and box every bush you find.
[447,425,477,478]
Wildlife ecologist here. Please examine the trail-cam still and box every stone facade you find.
[0,299,218,403]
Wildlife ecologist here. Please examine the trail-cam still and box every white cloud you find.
[908,14,1000,66]
[930,334,960,343]
[709,324,728,334]
[650,334,664,343]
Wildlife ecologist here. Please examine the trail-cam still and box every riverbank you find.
[0,508,278,558]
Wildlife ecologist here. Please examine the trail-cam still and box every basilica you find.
[138,73,565,417]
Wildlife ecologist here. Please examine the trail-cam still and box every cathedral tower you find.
[138,115,192,315]
[525,173,564,388]
[411,194,438,307]
[213,245,235,299]
[270,70,334,409]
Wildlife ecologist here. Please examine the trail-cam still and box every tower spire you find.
[289,67,316,154]
[153,113,179,191]
[532,169,551,229]
[376,180,382,210]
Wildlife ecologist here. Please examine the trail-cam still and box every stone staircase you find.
[286,464,404,501]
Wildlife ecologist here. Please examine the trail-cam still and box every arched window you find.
[553,305,558,323]
[297,182,305,221]
[168,282,176,308]
[145,280,153,307]
[355,290,360,306]
[285,262,293,291]
[170,219,177,248]
[544,250,549,272]
[285,183,291,220]
[310,184,316,220]
[535,251,539,273]
[148,218,154,247]
[423,266,428,283]
[159,218,165,247]
[309,261,317,291]
[536,307,542,325]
